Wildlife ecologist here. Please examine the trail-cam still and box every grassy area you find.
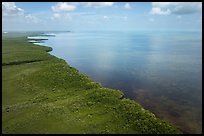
[2,32,182,134]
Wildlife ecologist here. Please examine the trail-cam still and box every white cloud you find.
[2,2,24,16]
[177,15,182,19]
[103,16,109,19]
[51,13,72,22]
[150,7,171,15]
[2,2,41,24]
[52,2,76,12]
[25,14,41,23]
[149,18,155,22]
[123,16,128,21]
[124,3,131,9]
[103,16,111,22]
[102,15,128,21]
[51,2,114,13]
[173,3,202,14]
[152,2,175,8]
[150,2,202,15]
[53,13,61,18]
[51,13,61,20]
[83,2,114,8]
[72,12,95,16]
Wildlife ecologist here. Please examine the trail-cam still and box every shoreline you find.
[2,32,182,134]
[30,32,184,133]
[36,32,201,134]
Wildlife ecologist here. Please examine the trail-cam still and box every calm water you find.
[33,31,202,133]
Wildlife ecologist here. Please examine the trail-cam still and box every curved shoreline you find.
[2,32,182,134]
[29,32,183,133]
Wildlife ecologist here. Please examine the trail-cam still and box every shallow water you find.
[33,30,202,133]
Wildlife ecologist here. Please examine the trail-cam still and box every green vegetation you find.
[2,32,182,134]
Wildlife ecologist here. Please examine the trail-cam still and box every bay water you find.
[33,30,202,133]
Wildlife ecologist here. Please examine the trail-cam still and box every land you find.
[2,32,182,134]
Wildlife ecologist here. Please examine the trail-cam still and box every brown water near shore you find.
[133,89,202,134]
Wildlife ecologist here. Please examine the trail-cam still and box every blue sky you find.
[2,2,202,31]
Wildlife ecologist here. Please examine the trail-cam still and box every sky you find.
[2,2,202,31]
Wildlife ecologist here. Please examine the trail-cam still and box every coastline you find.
[2,32,182,134]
